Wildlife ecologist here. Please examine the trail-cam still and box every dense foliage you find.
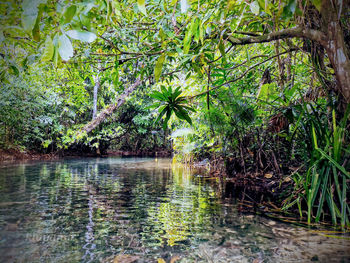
[0,0,349,226]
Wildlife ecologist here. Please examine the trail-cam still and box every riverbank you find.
[0,149,172,162]
[0,149,58,162]
[192,157,308,224]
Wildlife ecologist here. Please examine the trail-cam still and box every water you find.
[0,157,349,263]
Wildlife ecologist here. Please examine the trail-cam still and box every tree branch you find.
[189,48,297,99]
[77,79,142,136]
[226,27,328,47]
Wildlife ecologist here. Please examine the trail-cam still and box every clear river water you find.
[0,157,349,262]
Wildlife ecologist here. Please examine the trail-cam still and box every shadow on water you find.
[0,157,349,262]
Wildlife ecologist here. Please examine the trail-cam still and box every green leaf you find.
[193,18,200,43]
[182,105,196,112]
[183,19,195,54]
[154,106,168,124]
[172,87,182,100]
[63,5,77,24]
[80,14,90,28]
[66,30,97,43]
[218,39,226,58]
[180,0,189,13]
[32,7,42,42]
[41,36,54,61]
[154,53,166,82]
[113,1,122,18]
[175,105,192,125]
[163,109,172,130]
[21,4,38,32]
[158,105,167,114]
[58,34,73,61]
[311,0,321,11]
[257,83,269,101]
[250,1,260,15]
[0,31,4,44]
[137,0,147,16]
[282,0,297,19]
[150,91,167,101]
[317,148,350,179]
[10,65,19,76]
[199,22,204,44]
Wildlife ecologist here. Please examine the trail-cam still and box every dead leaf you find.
[170,256,181,263]
[264,173,273,178]
[113,254,140,263]
[284,177,291,182]
[157,259,166,263]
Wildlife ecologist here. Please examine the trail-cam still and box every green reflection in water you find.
[0,158,349,263]
[146,164,219,247]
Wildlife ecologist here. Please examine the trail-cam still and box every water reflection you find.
[0,158,349,262]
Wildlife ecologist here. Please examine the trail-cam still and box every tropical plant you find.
[150,86,195,130]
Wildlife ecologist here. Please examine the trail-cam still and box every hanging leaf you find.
[174,105,192,125]
[58,34,73,61]
[183,19,196,54]
[250,1,260,15]
[282,0,297,19]
[41,36,54,61]
[63,5,77,24]
[66,30,97,43]
[193,18,200,43]
[163,109,172,130]
[32,10,41,42]
[154,53,166,82]
[21,7,38,32]
[218,39,226,58]
[137,0,147,16]
[180,0,189,13]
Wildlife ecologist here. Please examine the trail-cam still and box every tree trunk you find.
[92,62,101,120]
[78,79,141,136]
[92,73,100,120]
[321,0,350,105]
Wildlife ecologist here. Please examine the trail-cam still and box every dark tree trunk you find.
[321,0,350,106]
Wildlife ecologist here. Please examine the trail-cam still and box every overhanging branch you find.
[189,48,297,99]
[77,79,142,136]
[226,27,328,47]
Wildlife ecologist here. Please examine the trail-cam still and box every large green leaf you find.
[154,105,168,124]
[183,19,196,54]
[66,30,97,43]
[21,0,40,32]
[150,91,167,101]
[163,108,172,130]
[137,0,147,16]
[58,34,73,61]
[250,1,260,15]
[63,5,77,24]
[282,0,297,19]
[41,36,54,62]
[154,53,166,82]
[32,7,43,42]
[174,105,192,125]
